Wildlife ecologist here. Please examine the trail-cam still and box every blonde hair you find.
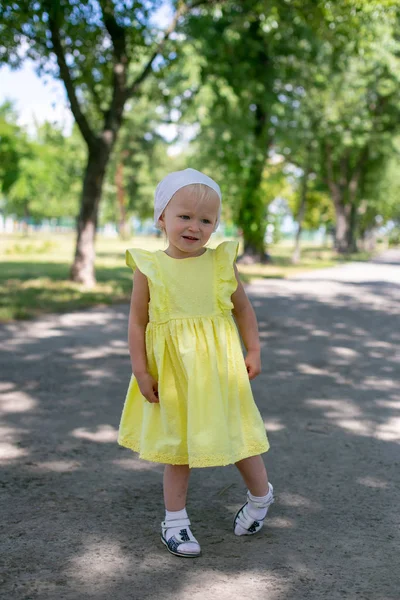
[182,183,220,204]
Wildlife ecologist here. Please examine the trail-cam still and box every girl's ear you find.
[158,213,165,230]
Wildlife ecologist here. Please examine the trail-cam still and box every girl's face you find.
[159,186,220,258]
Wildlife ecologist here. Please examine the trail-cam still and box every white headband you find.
[154,168,222,231]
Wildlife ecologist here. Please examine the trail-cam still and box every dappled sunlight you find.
[375,399,400,409]
[112,458,163,472]
[68,539,131,585]
[305,398,400,443]
[0,441,29,462]
[0,388,37,414]
[63,343,127,361]
[357,476,389,489]
[0,425,29,462]
[297,363,331,377]
[30,460,81,472]
[0,382,15,392]
[335,419,374,436]
[278,492,322,511]
[186,571,289,599]
[264,418,286,432]
[110,340,126,348]
[70,424,118,443]
[81,368,114,380]
[310,329,330,337]
[258,273,400,315]
[24,352,51,362]
[330,346,359,361]
[305,398,362,419]
[374,417,400,442]
[266,517,297,529]
[58,310,126,328]
[369,350,388,359]
[362,377,397,391]
[259,330,276,339]
[275,348,295,356]
[63,346,126,361]
[364,340,393,349]
[2,324,65,350]
[331,323,369,337]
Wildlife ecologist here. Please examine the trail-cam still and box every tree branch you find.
[126,0,218,98]
[98,0,127,63]
[86,80,106,116]
[47,9,96,149]
[98,0,128,135]
[349,145,369,203]
[324,142,340,206]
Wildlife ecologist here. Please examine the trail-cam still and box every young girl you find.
[118,168,273,558]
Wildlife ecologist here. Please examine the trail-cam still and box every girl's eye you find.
[202,219,211,224]
[179,215,190,220]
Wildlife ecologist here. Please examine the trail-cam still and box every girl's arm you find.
[231,264,261,380]
[128,268,159,403]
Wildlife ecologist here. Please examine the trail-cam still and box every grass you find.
[0,232,375,322]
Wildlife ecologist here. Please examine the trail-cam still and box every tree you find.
[0,102,27,195]
[3,121,85,221]
[101,88,173,237]
[175,0,400,257]
[305,4,400,252]
[0,1,217,285]
[178,0,349,261]
[357,138,400,248]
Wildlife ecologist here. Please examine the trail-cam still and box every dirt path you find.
[1,251,399,600]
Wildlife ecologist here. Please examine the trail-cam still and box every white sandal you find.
[233,482,274,536]
[161,517,201,558]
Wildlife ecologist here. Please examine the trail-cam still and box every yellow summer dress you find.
[118,241,270,468]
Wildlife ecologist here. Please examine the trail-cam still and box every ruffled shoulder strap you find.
[215,240,239,268]
[214,241,239,308]
[125,248,155,280]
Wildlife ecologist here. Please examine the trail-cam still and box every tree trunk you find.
[237,103,270,263]
[292,157,311,264]
[325,143,351,253]
[347,155,366,254]
[70,145,110,286]
[238,162,268,263]
[325,143,369,254]
[334,202,351,253]
[115,161,130,239]
[348,200,358,253]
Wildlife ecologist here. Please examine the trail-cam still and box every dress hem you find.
[118,436,270,468]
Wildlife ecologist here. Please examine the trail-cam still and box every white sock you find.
[247,489,272,520]
[165,508,188,526]
[163,508,200,551]
[234,483,274,536]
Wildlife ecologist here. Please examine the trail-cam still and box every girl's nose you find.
[188,221,200,232]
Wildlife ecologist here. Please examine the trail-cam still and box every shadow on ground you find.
[0,269,399,599]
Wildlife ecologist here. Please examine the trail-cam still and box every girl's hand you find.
[245,350,261,380]
[136,372,159,403]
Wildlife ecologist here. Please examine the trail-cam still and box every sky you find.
[0,2,173,136]
[0,61,73,134]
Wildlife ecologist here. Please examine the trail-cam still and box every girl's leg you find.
[234,455,273,536]
[235,454,269,496]
[162,464,201,557]
[163,464,191,510]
